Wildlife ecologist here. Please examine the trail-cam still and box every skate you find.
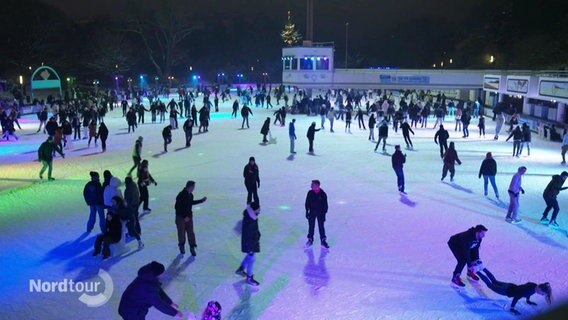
[190,246,197,257]
[467,270,479,281]
[511,219,523,225]
[178,245,185,255]
[304,239,313,249]
[235,266,247,277]
[540,217,549,225]
[549,221,560,229]
[137,240,144,249]
[321,240,330,250]
[246,275,260,286]
[451,276,466,287]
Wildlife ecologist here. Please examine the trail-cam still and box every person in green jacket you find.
[38,136,64,180]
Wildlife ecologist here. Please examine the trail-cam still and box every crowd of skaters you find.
[4,83,568,318]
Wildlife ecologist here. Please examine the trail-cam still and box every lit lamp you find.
[19,75,24,85]
[489,55,495,63]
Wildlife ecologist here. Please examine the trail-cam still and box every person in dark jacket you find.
[83,171,105,232]
[126,108,137,133]
[368,113,376,141]
[98,121,109,152]
[182,117,193,147]
[38,136,64,180]
[260,117,270,143]
[124,176,144,249]
[506,125,523,157]
[400,119,415,149]
[374,120,389,152]
[391,145,407,194]
[93,195,123,259]
[241,104,252,129]
[235,202,262,286]
[175,180,207,256]
[306,122,320,153]
[137,160,157,212]
[441,141,462,182]
[162,125,172,152]
[434,125,450,158]
[519,123,531,156]
[447,224,487,287]
[243,157,260,204]
[477,115,486,138]
[102,170,113,190]
[475,268,552,316]
[305,179,329,249]
[478,152,499,198]
[461,110,471,138]
[289,119,297,153]
[540,171,568,228]
[118,261,184,319]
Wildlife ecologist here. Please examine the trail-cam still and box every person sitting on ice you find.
[474,264,552,315]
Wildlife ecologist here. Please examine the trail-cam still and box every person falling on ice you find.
[474,265,552,315]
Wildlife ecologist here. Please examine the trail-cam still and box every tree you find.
[281,11,302,46]
[124,0,198,79]
[85,21,137,78]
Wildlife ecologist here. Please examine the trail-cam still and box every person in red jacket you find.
[441,141,462,182]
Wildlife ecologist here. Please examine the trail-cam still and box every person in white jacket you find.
[506,166,526,224]
[104,177,123,213]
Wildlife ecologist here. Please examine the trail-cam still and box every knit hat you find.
[149,261,165,276]
[249,156,255,162]
[89,171,99,178]
[137,136,143,141]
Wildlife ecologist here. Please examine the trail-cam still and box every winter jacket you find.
[243,164,260,186]
[98,123,109,140]
[378,123,388,137]
[306,125,320,140]
[288,122,296,138]
[543,175,566,199]
[447,227,482,267]
[506,282,537,309]
[443,148,462,165]
[132,140,142,158]
[391,150,406,168]
[305,189,328,216]
[162,126,172,139]
[508,173,523,195]
[38,139,63,162]
[506,127,523,141]
[478,159,497,177]
[137,165,155,187]
[522,125,531,142]
[434,128,449,143]
[175,189,205,218]
[260,119,270,135]
[103,177,123,207]
[124,180,140,207]
[241,208,260,253]
[83,180,104,206]
[118,262,178,320]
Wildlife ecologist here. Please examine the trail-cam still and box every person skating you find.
[506,166,526,224]
[182,117,194,147]
[289,119,297,154]
[127,137,143,176]
[162,125,172,152]
[400,119,415,149]
[475,267,552,316]
[93,195,123,259]
[519,123,531,156]
[441,141,462,182]
[137,160,157,213]
[506,125,523,157]
[368,113,376,141]
[306,122,320,153]
[98,121,109,152]
[305,179,329,249]
[561,130,568,164]
[260,117,270,144]
[174,180,207,256]
[235,202,262,286]
[241,104,252,129]
[374,120,389,152]
[447,224,488,287]
[540,171,568,228]
[477,115,485,137]
[83,171,105,233]
[391,145,407,194]
[434,125,450,158]
[38,136,64,180]
[243,157,260,204]
[118,261,185,319]
[124,176,144,249]
[478,152,499,198]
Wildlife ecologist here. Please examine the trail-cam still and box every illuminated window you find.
[300,57,313,70]
[316,57,329,70]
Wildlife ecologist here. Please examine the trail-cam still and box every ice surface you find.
[1,97,567,320]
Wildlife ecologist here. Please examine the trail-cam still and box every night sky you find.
[40,0,478,41]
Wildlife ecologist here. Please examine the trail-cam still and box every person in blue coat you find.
[83,171,105,232]
[118,261,183,319]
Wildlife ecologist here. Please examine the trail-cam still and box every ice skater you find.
[162,125,172,152]
[235,201,262,286]
[260,117,271,144]
[374,120,389,152]
[540,171,568,228]
[441,142,462,182]
[92,195,123,259]
[98,121,109,152]
[289,119,297,154]
[506,125,523,157]
[434,125,449,158]
[243,157,260,204]
[127,137,143,176]
[38,136,65,180]
[306,122,320,153]
[305,179,329,249]
[506,166,526,224]
[478,152,499,198]
[83,171,105,233]
[475,267,552,316]
[182,117,194,147]
[174,180,207,256]
[447,224,487,287]
[118,261,185,319]
[137,159,157,213]
[400,119,414,149]
[391,145,406,194]
[477,115,485,137]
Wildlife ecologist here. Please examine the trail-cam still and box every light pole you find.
[345,22,349,69]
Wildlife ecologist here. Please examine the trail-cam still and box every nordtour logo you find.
[29,270,114,307]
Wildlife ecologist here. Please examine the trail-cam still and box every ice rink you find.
[1,96,567,319]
